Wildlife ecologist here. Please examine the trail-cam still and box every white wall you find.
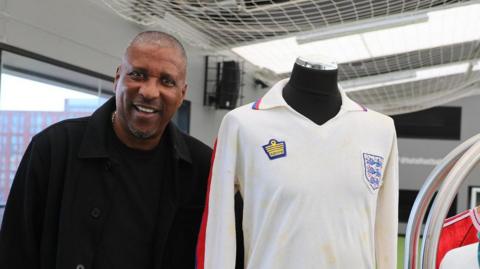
[0,0,139,75]
[186,54,266,145]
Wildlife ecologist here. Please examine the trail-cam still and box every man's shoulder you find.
[31,116,91,145]
[180,132,212,158]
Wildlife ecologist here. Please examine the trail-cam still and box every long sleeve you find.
[375,132,399,269]
[197,114,240,269]
[0,140,46,268]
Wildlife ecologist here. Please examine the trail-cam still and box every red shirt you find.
[437,207,480,268]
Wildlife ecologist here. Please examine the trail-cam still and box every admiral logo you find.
[363,153,384,190]
[262,139,287,160]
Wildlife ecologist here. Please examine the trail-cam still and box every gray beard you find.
[127,121,156,140]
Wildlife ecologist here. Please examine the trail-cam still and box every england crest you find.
[363,153,384,190]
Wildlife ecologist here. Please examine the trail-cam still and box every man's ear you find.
[113,66,121,93]
[181,83,188,99]
[177,83,188,109]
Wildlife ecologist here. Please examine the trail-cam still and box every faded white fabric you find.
[440,243,479,269]
[202,79,399,269]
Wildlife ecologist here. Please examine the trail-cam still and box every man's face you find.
[113,43,187,145]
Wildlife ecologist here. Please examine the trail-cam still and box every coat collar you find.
[77,97,192,163]
[252,78,367,112]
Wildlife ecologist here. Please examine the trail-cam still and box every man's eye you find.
[161,77,176,87]
[128,71,145,80]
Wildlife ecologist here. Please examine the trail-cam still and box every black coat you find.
[0,98,212,269]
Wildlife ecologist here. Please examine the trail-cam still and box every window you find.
[0,47,114,222]
[172,100,191,134]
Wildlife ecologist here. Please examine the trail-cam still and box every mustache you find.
[131,98,163,111]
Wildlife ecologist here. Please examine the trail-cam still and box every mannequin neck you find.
[282,63,342,125]
[285,63,340,96]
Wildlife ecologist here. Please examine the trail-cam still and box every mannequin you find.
[197,55,398,269]
[282,57,342,125]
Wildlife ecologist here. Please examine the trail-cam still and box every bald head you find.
[125,31,187,65]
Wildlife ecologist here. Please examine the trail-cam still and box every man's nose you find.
[138,79,160,99]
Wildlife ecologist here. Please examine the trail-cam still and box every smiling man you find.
[0,31,212,269]
[114,33,188,150]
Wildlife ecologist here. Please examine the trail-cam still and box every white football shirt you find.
[440,243,479,269]
[197,79,399,269]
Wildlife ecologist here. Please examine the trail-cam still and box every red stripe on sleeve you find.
[196,139,218,269]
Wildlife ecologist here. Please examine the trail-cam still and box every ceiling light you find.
[341,61,472,92]
[296,13,429,45]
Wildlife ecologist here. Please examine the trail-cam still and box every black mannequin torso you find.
[282,61,342,125]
